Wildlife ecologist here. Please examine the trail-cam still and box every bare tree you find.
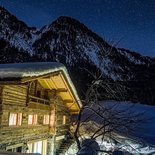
[72,71,147,154]
[69,40,153,154]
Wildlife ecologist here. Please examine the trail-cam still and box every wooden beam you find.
[49,78,57,89]
[56,88,68,93]
[21,71,60,83]
[44,79,53,89]
[63,99,74,103]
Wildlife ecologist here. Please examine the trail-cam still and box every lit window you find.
[9,113,22,126]
[27,140,47,155]
[28,114,37,125]
[43,115,49,124]
[63,115,66,125]
[34,141,42,154]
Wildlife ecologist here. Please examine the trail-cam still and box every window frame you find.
[28,114,38,125]
[9,112,22,126]
[63,115,66,125]
[27,140,47,155]
[43,115,50,125]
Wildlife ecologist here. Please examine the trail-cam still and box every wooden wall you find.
[2,85,27,106]
[29,80,48,99]
[55,96,70,136]
[0,81,72,153]
[0,84,51,150]
[0,86,3,125]
[0,86,3,104]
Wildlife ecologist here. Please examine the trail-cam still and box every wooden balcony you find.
[29,95,50,105]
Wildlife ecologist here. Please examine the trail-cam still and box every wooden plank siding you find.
[2,85,27,106]
[0,126,49,144]
[0,81,72,152]
[0,84,53,149]
[0,86,3,105]
[55,96,70,136]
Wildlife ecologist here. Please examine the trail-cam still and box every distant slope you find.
[0,6,37,54]
[68,101,155,154]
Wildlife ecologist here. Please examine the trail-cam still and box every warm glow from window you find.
[43,115,49,124]
[27,140,47,155]
[28,114,37,125]
[34,141,42,154]
[9,113,22,126]
[63,115,66,125]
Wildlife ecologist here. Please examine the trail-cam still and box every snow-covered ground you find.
[67,101,155,155]
[101,101,155,146]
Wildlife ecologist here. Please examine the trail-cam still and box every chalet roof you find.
[0,62,82,113]
[0,62,66,78]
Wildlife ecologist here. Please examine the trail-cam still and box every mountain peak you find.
[0,6,37,54]
[43,16,108,47]
[54,16,85,26]
[0,6,8,12]
[47,15,89,32]
[0,6,12,19]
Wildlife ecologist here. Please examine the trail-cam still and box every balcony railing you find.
[29,95,50,105]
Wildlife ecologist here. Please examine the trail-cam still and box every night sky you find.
[0,0,155,57]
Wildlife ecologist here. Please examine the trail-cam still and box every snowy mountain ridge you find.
[0,6,38,54]
[0,6,155,105]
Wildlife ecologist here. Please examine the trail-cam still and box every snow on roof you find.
[0,62,66,78]
[0,62,82,108]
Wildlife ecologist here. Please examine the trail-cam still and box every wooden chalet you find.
[0,62,81,155]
